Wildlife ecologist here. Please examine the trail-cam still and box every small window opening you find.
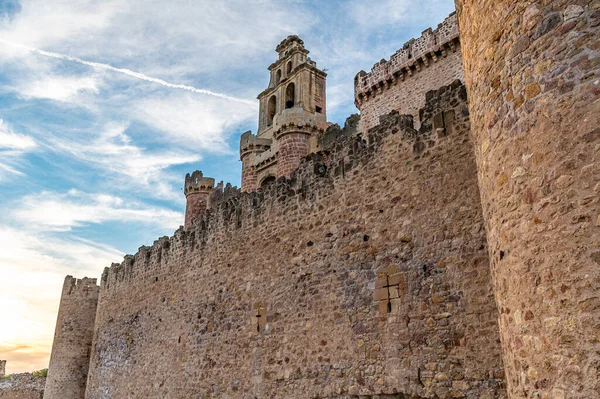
[267,95,276,126]
[316,106,322,114]
[363,235,369,242]
[178,336,181,344]
[286,61,293,74]
[285,82,295,109]
[500,250,505,260]
[387,300,392,313]
[275,69,282,83]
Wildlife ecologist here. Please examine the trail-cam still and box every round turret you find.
[184,170,215,230]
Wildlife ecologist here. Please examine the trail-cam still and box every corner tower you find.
[44,276,99,399]
[184,170,215,230]
[455,1,600,397]
[240,35,328,191]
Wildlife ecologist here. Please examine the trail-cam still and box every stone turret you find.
[240,35,328,191]
[44,276,99,399]
[0,360,5,378]
[184,170,215,230]
[455,1,600,397]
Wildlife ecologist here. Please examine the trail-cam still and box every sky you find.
[0,0,456,373]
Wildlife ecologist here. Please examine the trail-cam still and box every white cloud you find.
[13,189,183,231]
[0,120,36,150]
[0,119,37,179]
[44,122,200,200]
[18,75,100,102]
[133,94,256,151]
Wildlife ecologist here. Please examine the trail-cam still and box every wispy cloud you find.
[13,189,182,231]
[0,39,256,105]
[133,94,256,150]
[18,74,100,102]
[44,122,200,201]
[0,119,37,179]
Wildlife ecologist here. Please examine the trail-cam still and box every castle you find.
[2,2,597,398]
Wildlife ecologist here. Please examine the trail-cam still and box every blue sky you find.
[0,0,456,372]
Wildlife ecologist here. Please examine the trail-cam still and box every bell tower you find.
[257,35,327,135]
[240,35,328,191]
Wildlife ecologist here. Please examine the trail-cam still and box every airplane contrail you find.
[0,39,256,106]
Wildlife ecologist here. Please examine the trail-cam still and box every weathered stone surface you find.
[241,36,328,192]
[43,277,99,399]
[0,373,45,399]
[83,83,506,399]
[455,0,600,397]
[355,13,465,131]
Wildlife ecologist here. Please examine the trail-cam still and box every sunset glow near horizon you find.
[0,0,456,373]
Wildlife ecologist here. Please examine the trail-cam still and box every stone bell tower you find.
[240,35,328,192]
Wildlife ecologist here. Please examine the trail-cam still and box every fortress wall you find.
[355,13,464,132]
[455,1,600,397]
[86,82,506,398]
[43,277,99,399]
[358,48,464,132]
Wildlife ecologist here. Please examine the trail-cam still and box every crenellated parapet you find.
[184,170,215,197]
[99,81,471,294]
[354,12,459,105]
[353,13,463,132]
[239,130,272,158]
[184,170,215,230]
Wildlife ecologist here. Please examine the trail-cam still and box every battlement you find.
[87,80,506,398]
[184,170,215,197]
[354,12,459,101]
[239,130,272,156]
[353,12,463,132]
[100,81,471,293]
[62,275,99,297]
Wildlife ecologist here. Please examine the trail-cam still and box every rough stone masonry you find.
[85,82,505,399]
[41,3,600,398]
[455,1,600,397]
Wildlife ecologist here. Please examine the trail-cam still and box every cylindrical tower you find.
[240,130,271,192]
[275,128,311,178]
[184,170,215,230]
[455,1,600,397]
[44,276,99,399]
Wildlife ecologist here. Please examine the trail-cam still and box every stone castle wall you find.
[0,373,45,399]
[43,277,99,399]
[354,13,464,131]
[455,1,600,397]
[85,82,506,398]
